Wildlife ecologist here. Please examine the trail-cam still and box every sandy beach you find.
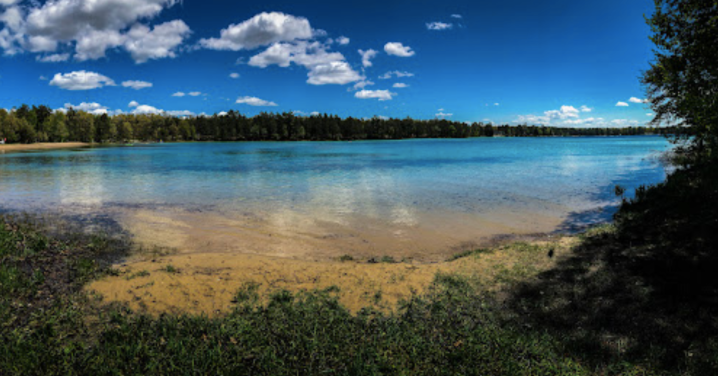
[88,237,577,316]
[0,142,89,153]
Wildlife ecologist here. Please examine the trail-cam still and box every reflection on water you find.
[0,137,672,251]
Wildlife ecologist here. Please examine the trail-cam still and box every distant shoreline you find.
[0,142,89,153]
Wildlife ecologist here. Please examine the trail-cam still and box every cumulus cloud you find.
[129,103,194,117]
[203,12,361,86]
[0,0,190,62]
[236,96,278,106]
[200,12,313,51]
[544,105,579,120]
[49,71,115,90]
[611,119,641,127]
[249,40,362,85]
[123,20,190,63]
[580,105,592,112]
[128,101,139,107]
[393,83,408,88]
[172,92,185,97]
[435,111,453,118]
[64,102,109,115]
[616,101,629,107]
[379,70,414,79]
[515,105,586,125]
[188,91,202,96]
[307,61,362,85]
[358,48,377,67]
[229,72,240,79]
[36,53,69,62]
[451,14,463,19]
[426,22,452,30]
[355,89,395,101]
[122,80,152,90]
[384,42,415,57]
[629,97,647,104]
[351,80,374,91]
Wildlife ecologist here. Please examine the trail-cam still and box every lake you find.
[0,137,671,261]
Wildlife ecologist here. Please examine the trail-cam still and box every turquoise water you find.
[0,137,671,233]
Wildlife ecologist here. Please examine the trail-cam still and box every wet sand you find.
[116,205,565,263]
[88,237,578,316]
[0,142,89,153]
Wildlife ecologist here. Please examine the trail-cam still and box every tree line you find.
[0,104,682,144]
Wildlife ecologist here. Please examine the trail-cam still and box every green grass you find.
[162,264,179,274]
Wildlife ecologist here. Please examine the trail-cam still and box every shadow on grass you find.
[505,162,718,373]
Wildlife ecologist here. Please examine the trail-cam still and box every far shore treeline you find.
[0,104,681,144]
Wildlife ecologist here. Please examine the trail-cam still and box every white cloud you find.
[166,109,195,117]
[451,14,463,19]
[611,119,641,127]
[200,12,313,51]
[132,104,162,114]
[188,91,202,96]
[580,105,592,112]
[307,61,363,85]
[435,112,453,118]
[1,6,23,31]
[355,89,395,101]
[336,36,349,45]
[379,70,414,79]
[122,80,152,90]
[438,108,445,112]
[562,117,604,126]
[172,92,185,97]
[545,105,579,120]
[236,96,278,106]
[248,40,362,85]
[2,0,191,63]
[123,20,190,63]
[352,80,374,91]
[49,70,115,90]
[128,101,139,108]
[384,42,415,57]
[515,105,584,125]
[0,1,21,6]
[229,72,240,79]
[393,83,408,88]
[647,113,653,117]
[129,103,194,117]
[64,102,109,115]
[358,48,377,67]
[616,101,629,107]
[629,97,647,104]
[494,103,500,106]
[36,53,69,62]
[426,22,452,30]
[310,111,320,116]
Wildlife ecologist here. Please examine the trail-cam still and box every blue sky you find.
[0,0,656,127]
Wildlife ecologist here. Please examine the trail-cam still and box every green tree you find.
[642,0,718,161]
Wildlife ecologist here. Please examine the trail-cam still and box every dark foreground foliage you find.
[508,161,718,375]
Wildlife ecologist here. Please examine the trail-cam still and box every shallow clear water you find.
[0,137,671,232]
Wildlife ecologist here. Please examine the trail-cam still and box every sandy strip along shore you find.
[0,142,89,153]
